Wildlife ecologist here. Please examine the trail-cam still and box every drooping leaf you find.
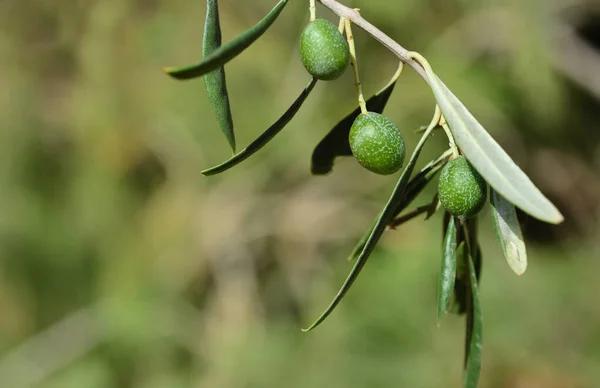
[451,241,468,315]
[203,0,236,152]
[490,188,527,275]
[302,115,439,332]
[438,216,457,324]
[347,221,376,262]
[463,238,483,388]
[311,81,397,175]
[164,0,289,80]
[391,149,451,220]
[202,78,317,175]
[424,71,563,224]
[450,217,482,315]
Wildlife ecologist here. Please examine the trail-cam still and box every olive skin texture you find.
[349,112,406,175]
[300,19,350,80]
[438,156,488,219]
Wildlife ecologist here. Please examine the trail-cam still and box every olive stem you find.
[407,52,460,157]
[316,0,429,83]
[309,0,316,22]
[337,16,345,33]
[345,19,367,114]
[442,120,460,158]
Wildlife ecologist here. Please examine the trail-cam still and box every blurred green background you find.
[1,0,600,387]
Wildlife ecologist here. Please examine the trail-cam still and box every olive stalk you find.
[409,52,459,157]
[309,0,316,22]
[441,120,460,158]
[344,19,367,114]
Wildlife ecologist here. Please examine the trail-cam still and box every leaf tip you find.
[162,66,192,80]
[550,212,565,225]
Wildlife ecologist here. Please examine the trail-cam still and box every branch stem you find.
[337,16,345,33]
[309,0,316,22]
[345,19,367,114]
[316,0,428,83]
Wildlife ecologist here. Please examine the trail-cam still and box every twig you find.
[317,0,429,83]
[388,205,431,229]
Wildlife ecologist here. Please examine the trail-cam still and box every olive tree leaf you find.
[202,78,317,176]
[450,217,482,315]
[391,149,451,220]
[163,0,289,80]
[302,116,438,332]
[490,188,527,275]
[203,0,236,152]
[424,71,564,224]
[464,242,483,388]
[347,140,452,264]
[451,241,468,315]
[311,81,397,175]
[438,216,457,324]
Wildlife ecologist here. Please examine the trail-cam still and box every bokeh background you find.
[1,0,600,387]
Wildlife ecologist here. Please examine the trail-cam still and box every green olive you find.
[438,156,487,219]
[299,19,350,80]
[349,112,405,175]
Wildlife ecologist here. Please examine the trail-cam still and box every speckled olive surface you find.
[349,112,405,175]
[300,19,349,80]
[438,156,488,219]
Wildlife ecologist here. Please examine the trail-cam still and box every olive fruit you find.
[349,112,405,175]
[438,156,487,219]
[300,19,350,80]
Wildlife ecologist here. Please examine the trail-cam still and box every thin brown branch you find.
[388,205,430,229]
[316,0,429,83]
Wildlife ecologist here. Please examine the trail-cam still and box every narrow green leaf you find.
[424,71,563,224]
[490,188,527,275]
[451,241,468,315]
[438,216,457,324]
[203,0,236,152]
[202,78,317,176]
[164,0,289,80]
[347,221,375,262]
[311,81,397,175]
[348,144,452,263]
[450,217,482,315]
[464,243,483,388]
[302,118,438,332]
[391,149,452,219]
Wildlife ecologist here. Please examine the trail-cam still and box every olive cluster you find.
[300,19,406,176]
[299,19,486,218]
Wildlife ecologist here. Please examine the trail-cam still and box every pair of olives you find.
[299,19,487,219]
[299,19,406,175]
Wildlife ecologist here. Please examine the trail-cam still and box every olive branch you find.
[161,1,564,387]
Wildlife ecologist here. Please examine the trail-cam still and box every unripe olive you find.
[438,156,487,219]
[349,112,405,175]
[300,19,350,80]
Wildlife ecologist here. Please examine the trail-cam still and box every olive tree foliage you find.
[162,1,564,386]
